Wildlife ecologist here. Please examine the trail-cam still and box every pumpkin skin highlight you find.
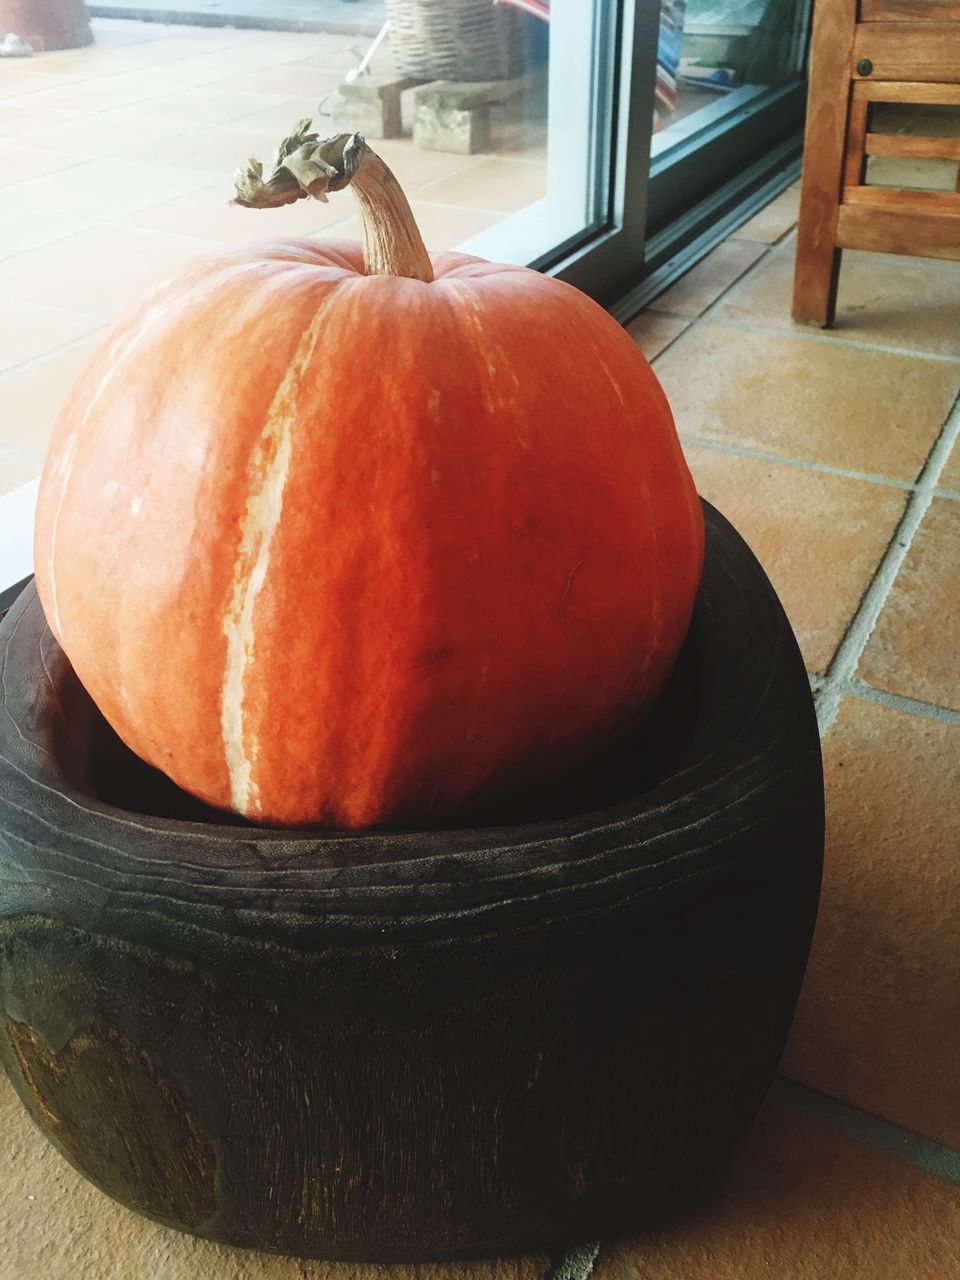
[34,237,704,829]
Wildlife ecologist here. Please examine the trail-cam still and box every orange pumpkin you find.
[34,131,703,830]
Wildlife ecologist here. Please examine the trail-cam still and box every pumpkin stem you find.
[231,125,434,284]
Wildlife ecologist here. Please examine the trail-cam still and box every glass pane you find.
[651,0,810,156]
[384,0,616,266]
[0,2,616,498]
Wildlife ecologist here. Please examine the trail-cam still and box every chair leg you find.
[792,215,843,328]
[789,0,856,327]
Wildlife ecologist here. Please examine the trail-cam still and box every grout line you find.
[645,320,693,364]
[772,1077,960,1186]
[677,434,917,493]
[699,316,960,366]
[0,220,100,267]
[545,1240,601,1280]
[4,37,340,122]
[642,237,787,363]
[842,679,960,725]
[1,41,266,101]
[934,485,960,501]
[689,238,785,325]
[0,151,92,185]
[814,391,960,735]
[0,324,107,379]
[647,235,784,334]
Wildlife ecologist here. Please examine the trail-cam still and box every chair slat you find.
[837,203,960,257]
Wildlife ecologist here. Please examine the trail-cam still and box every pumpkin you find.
[33,129,704,830]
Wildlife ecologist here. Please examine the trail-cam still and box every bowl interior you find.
[87,622,706,836]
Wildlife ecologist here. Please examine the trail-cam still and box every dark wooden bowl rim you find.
[0,501,814,948]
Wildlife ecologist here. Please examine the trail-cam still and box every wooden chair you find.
[792,0,960,326]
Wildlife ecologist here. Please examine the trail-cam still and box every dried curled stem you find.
[232,124,433,283]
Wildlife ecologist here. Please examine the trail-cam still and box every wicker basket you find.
[387,0,526,82]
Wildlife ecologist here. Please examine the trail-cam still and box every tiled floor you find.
[2,18,960,1280]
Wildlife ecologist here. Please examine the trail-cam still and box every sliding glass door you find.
[0,0,814,514]
[504,0,812,305]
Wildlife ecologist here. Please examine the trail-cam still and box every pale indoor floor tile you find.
[0,297,102,373]
[683,444,908,673]
[648,240,767,318]
[414,158,549,216]
[0,196,95,259]
[0,144,91,188]
[2,157,222,221]
[655,323,960,480]
[715,241,960,358]
[625,313,690,362]
[0,334,103,459]
[0,448,42,498]
[729,181,801,243]
[0,224,226,319]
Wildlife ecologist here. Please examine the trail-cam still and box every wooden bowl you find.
[0,503,823,1261]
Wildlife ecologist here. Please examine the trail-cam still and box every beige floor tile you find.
[683,445,908,672]
[119,181,354,244]
[327,201,504,254]
[0,297,101,372]
[781,696,960,1146]
[0,334,102,458]
[729,181,800,243]
[0,206,92,261]
[715,244,960,357]
[858,499,960,710]
[12,111,191,163]
[215,93,340,141]
[415,158,549,215]
[119,86,296,129]
[592,1099,960,1280]
[0,145,90,188]
[0,225,221,320]
[3,157,218,220]
[0,447,41,498]
[656,324,960,479]
[0,67,85,98]
[0,1076,548,1280]
[0,102,64,139]
[111,122,285,176]
[13,52,273,118]
[186,37,348,79]
[205,58,345,98]
[34,35,220,79]
[649,240,767,318]
[12,73,179,116]
[624,312,690,361]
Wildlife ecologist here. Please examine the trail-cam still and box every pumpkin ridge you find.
[220,287,343,816]
[42,298,180,642]
[39,259,270,646]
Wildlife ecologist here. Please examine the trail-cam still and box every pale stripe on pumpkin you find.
[220,297,334,816]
